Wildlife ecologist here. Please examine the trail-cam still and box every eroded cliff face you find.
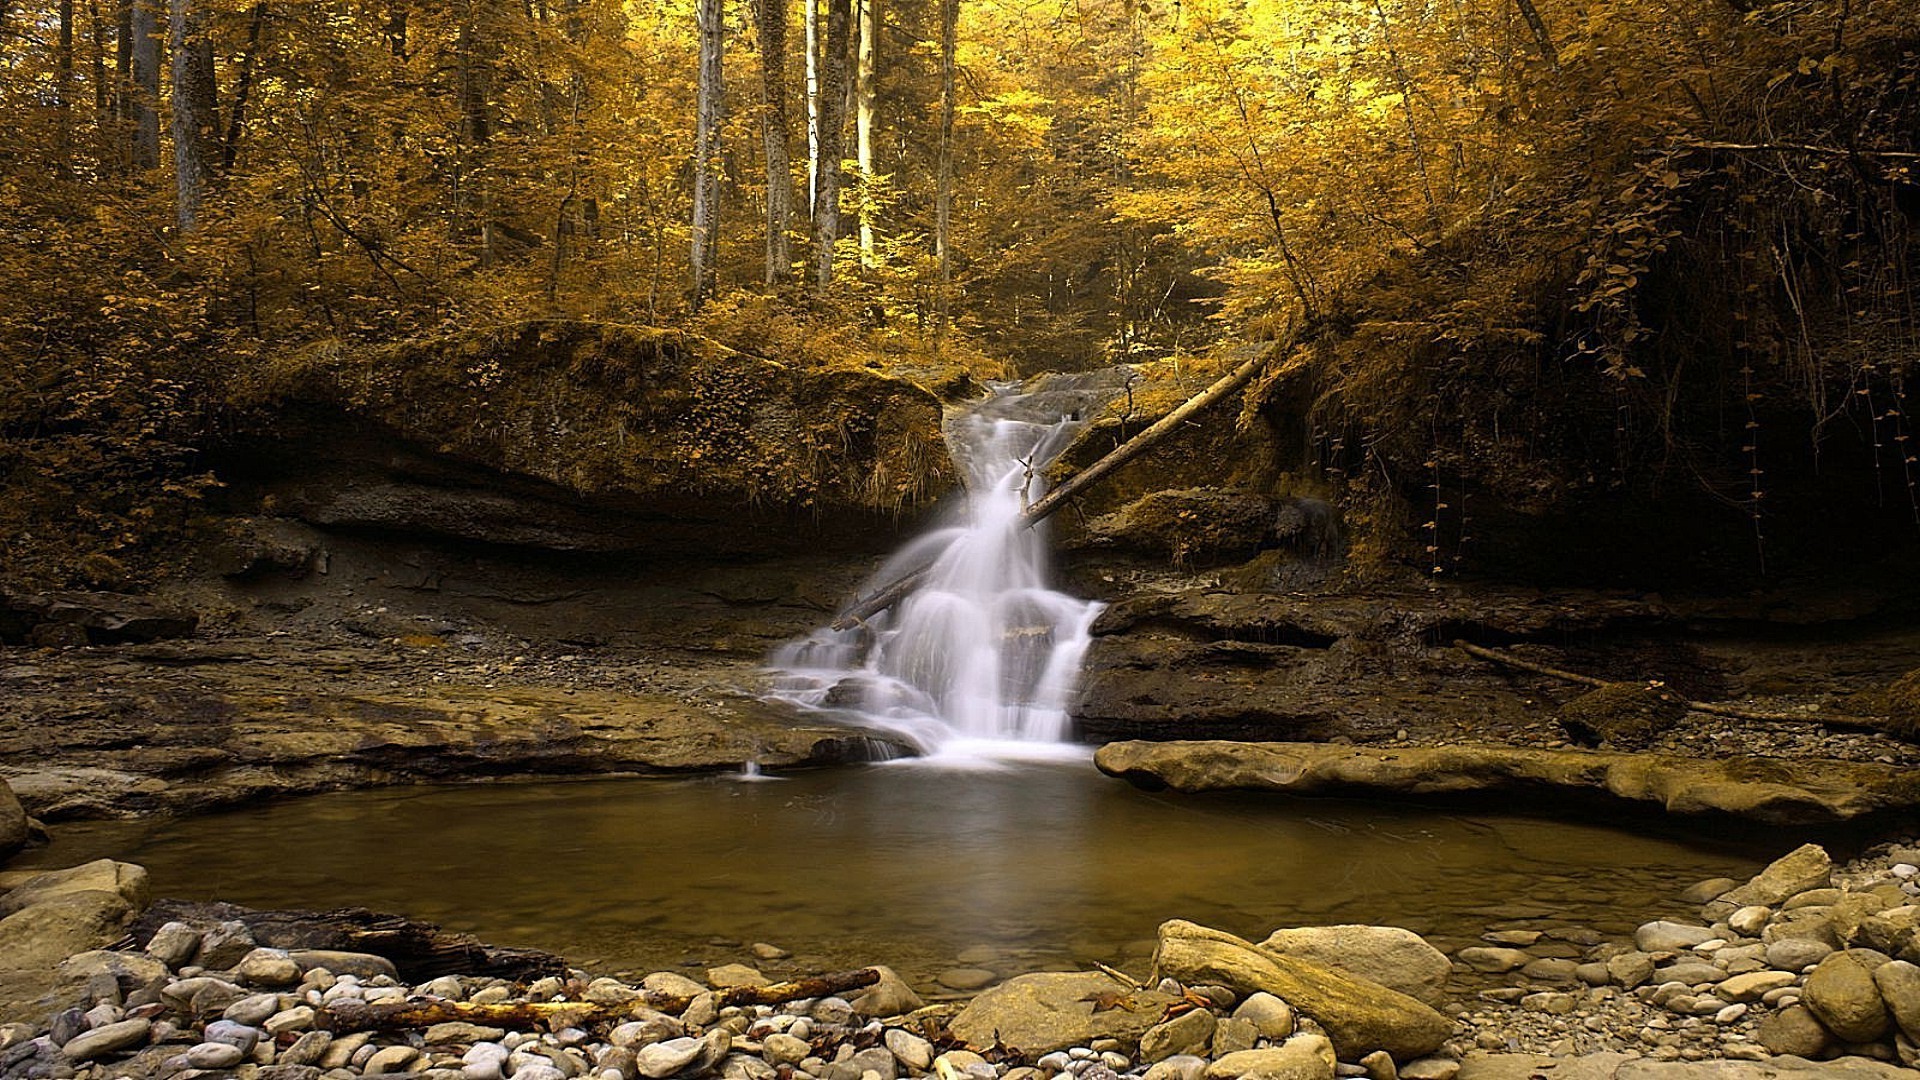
[215,321,956,557]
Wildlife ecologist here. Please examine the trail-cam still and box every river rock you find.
[60,1017,149,1062]
[611,1012,683,1049]
[1706,844,1834,919]
[187,1040,249,1069]
[1141,1009,1217,1063]
[281,1031,332,1067]
[0,859,149,917]
[634,1038,705,1079]
[427,1022,508,1045]
[196,920,259,969]
[825,1047,897,1080]
[1634,922,1714,952]
[885,1029,933,1071]
[707,964,767,989]
[949,972,1176,1054]
[1456,948,1529,974]
[1202,1034,1336,1080]
[203,1019,262,1053]
[642,972,707,998]
[1259,926,1450,1006]
[1717,971,1797,1002]
[0,780,26,861]
[1606,952,1655,989]
[1145,1056,1209,1080]
[1680,878,1739,904]
[852,966,924,1018]
[290,949,399,980]
[236,946,302,986]
[1233,992,1296,1039]
[1755,1004,1832,1058]
[762,1034,809,1066]
[1727,906,1771,936]
[1804,949,1892,1042]
[1872,959,1920,1040]
[1654,962,1725,986]
[143,921,202,968]
[1152,920,1452,1060]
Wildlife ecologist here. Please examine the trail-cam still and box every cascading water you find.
[767,387,1104,760]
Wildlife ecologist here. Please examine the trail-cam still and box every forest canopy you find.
[0,0,1917,585]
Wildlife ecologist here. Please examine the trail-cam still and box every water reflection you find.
[20,763,1763,981]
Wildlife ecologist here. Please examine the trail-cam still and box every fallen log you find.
[1454,640,1894,736]
[317,968,883,1033]
[829,343,1285,630]
[130,901,568,982]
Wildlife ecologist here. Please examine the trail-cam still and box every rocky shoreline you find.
[5,835,1920,1080]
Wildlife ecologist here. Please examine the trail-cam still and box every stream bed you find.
[17,757,1771,990]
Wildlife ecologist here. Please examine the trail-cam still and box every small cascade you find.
[767,386,1104,761]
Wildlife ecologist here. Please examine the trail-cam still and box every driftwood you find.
[829,345,1280,631]
[1454,640,1893,736]
[131,901,568,982]
[317,968,883,1033]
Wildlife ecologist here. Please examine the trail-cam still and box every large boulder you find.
[1702,844,1834,918]
[0,589,197,646]
[1079,489,1278,564]
[1803,949,1892,1043]
[1257,925,1450,1007]
[947,972,1177,1054]
[1152,920,1452,1061]
[1555,683,1685,749]
[1095,742,1920,826]
[0,779,25,861]
[0,863,151,1025]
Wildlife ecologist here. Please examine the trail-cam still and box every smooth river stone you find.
[187,1041,248,1069]
[60,1018,151,1062]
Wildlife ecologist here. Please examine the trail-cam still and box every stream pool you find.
[18,756,1767,989]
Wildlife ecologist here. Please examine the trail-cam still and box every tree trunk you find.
[933,0,956,336]
[89,0,107,121]
[221,3,266,171]
[57,0,74,171]
[169,0,218,229]
[1513,0,1559,70]
[690,0,725,306]
[811,0,848,290]
[128,0,158,169]
[753,0,792,284]
[455,0,493,264]
[854,0,874,263]
[804,0,819,213]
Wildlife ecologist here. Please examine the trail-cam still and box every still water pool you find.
[21,756,1765,988]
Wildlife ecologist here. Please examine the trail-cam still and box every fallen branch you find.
[318,968,883,1033]
[1669,141,1920,161]
[1454,641,1893,735]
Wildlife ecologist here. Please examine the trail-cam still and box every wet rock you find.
[1457,949,1529,974]
[1080,489,1278,564]
[949,972,1176,1055]
[938,968,997,991]
[706,964,767,989]
[0,589,197,646]
[1679,878,1739,905]
[1259,925,1451,1006]
[1635,922,1715,952]
[1152,920,1452,1060]
[1803,949,1892,1042]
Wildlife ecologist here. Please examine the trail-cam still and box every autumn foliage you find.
[0,0,1916,583]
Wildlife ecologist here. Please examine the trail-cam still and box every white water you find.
[767,389,1104,763]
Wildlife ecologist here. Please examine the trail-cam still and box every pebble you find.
[187,1040,249,1068]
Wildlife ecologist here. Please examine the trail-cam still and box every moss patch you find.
[1557,682,1688,749]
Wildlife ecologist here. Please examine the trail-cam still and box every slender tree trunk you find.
[804,0,819,212]
[169,0,218,229]
[221,3,266,171]
[1513,0,1559,70]
[933,0,956,336]
[811,0,848,290]
[753,0,792,284]
[455,0,493,264]
[854,0,874,264]
[128,0,159,168]
[690,0,724,306]
[57,0,74,172]
[90,0,107,119]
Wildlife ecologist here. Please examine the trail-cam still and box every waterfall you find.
[767,387,1104,761]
